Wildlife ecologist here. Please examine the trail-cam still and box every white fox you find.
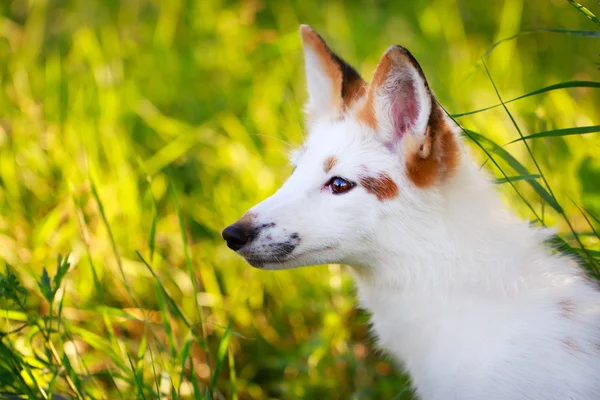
[223,25,600,399]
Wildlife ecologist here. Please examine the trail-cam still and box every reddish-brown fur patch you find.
[324,156,337,173]
[559,299,575,319]
[563,337,585,354]
[356,50,394,130]
[237,211,257,230]
[359,173,399,201]
[405,104,460,188]
[300,25,365,113]
[356,101,377,130]
[343,78,367,110]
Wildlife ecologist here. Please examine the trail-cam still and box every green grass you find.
[0,0,599,399]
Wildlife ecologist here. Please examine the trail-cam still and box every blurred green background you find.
[0,0,599,399]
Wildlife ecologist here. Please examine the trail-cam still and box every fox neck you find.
[349,149,555,298]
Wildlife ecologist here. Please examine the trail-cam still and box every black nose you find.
[222,224,253,251]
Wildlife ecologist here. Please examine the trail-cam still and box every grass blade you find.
[210,321,231,389]
[135,252,196,333]
[177,336,193,396]
[567,0,600,27]
[135,329,149,398]
[154,281,177,357]
[481,61,564,214]
[148,190,158,262]
[72,192,102,299]
[102,312,124,366]
[148,341,162,399]
[483,28,600,58]
[463,129,562,214]
[390,388,411,400]
[0,342,43,399]
[507,125,600,144]
[61,353,84,400]
[126,352,148,400]
[572,201,600,271]
[571,248,600,259]
[495,174,541,184]
[67,325,128,372]
[189,360,202,400]
[168,181,211,379]
[584,208,600,228]
[452,81,600,118]
[90,178,135,304]
[228,343,237,400]
[481,60,597,267]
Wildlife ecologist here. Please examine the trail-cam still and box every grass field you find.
[0,0,599,399]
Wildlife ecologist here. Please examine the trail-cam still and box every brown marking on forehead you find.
[359,173,399,201]
[300,25,366,113]
[405,103,460,188]
[324,156,338,173]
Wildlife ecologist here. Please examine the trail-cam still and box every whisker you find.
[250,133,294,149]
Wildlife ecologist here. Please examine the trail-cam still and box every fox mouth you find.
[242,245,335,269]
[243,256,282,268]
[239,237,300,268]
[242,248,296,269]
[243,255,296,269]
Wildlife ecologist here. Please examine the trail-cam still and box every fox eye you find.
[327,177,355,194]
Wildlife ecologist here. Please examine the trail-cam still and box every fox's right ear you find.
[300,25,365,122]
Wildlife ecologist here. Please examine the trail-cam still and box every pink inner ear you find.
[391,79,418,139]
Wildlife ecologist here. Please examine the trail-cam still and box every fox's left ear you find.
[300,25,366,122]
[358,45,433,142]
[358,46,459,187]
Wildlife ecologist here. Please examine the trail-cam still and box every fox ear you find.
[358,46,432,145]
[300,25,366,122]
[358,46,460,188]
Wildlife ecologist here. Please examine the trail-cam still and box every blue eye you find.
[328,177,355,194]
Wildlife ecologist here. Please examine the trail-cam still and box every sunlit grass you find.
[0,1,598,399]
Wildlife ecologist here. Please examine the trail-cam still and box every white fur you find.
[229,34,600,399]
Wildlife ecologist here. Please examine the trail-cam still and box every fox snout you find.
[222,211,303,269]
[222,223,254,251]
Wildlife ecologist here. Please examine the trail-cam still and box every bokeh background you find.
[0,0,599,399]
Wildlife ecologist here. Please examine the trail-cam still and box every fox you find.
[222,25,600,399]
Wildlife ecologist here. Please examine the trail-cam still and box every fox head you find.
[223,25,462,271]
